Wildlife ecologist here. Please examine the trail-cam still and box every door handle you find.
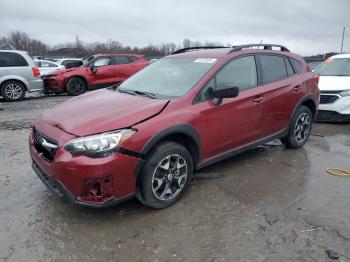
[252,96,264,103]
[293,85,302,92]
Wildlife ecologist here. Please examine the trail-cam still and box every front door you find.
[88,56,115,88]
[192,55,266,160]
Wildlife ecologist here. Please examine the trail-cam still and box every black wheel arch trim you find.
[134,124,201,179]
[291,93,317,121]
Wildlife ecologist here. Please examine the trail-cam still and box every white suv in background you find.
[314,53,350,122]
[0,50,43,101]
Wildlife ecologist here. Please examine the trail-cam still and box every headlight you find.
[64,129,136,158]
[340,89,350,97]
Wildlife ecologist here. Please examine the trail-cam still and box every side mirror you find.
[90,66,97,74]
[212,85,239,106]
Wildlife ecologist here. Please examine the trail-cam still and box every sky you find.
[0,0,349,56]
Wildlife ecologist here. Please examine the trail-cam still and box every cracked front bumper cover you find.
[32,160,134,208]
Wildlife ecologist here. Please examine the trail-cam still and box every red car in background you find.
[42,54,149,95]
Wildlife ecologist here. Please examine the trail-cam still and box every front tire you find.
[137,142,193,209]
[1,80,26,102]
[65,77,86,96]
[281,105,312,148]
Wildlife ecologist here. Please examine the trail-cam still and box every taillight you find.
[32,67,41,78]
[312,74,319,85]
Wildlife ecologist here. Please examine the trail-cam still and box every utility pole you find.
[340,26,345,53]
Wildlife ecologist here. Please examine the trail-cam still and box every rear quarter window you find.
[0,52,28,67]
[290,58,302,74]
[259,55,287,83]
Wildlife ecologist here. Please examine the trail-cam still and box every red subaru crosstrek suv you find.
[30,44,320,209]
[42,54,149,96]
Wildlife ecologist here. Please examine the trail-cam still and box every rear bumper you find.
[27,78,44,92]
[316,110,350,123]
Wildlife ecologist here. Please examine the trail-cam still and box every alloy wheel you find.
[294,113,311,143]
[4,83,23,100]
[152,154,188,201]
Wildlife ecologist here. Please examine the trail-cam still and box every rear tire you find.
[1,80,26,102]
[137,142,193,209]
[65,77,86,96]
[281,105,312,148]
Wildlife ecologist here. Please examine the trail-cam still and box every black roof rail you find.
[229,44,290,53]
[172,46,227,55]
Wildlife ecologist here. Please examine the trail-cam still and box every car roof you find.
[329,53,350,59]
[170,48,231,59]
[56,58,81,61]
[34,59,59,64]
[169,47,301,62]
[0,49,28,54]
[95,53,144,58]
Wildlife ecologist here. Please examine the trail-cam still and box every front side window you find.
[314,58,350,76]
[119,57,217,98]
[260,55,288,83]
[198,56,257,102]
[93,57,111,67]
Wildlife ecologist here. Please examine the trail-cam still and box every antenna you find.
[340,27,345,53]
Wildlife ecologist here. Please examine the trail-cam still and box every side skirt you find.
[196,128,288,170]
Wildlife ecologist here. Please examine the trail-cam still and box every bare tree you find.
[9,31,31,50]
[0,36,12,49]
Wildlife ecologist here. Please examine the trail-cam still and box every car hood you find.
[318,75,350,91]
[40,89,169,136]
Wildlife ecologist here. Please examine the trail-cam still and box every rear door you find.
[192,55,266,159]
[111,56,147,83]
[111,56,134,83]
[257,54,299,136]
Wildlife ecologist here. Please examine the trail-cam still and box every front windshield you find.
[119,57,218,98]
[315,58,350,76]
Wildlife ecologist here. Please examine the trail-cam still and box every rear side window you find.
[128,56,138,62]
[260,55,287,83]
[112,56,132,65]
[290,58,301,74]
[0,52,28,67]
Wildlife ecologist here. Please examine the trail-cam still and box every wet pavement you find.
[0,95,350,262]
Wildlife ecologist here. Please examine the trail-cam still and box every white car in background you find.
[314,53,350,122]
[54,58,82,67]
[33,60,64,75]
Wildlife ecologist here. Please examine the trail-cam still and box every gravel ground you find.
[0,95,350,262]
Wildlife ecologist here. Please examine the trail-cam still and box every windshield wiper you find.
[118,88,157,99]
[118,89,137,96]
[134,90,157,99]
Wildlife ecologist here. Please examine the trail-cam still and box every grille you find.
[33,128,58,162]
[320,94,340,104]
